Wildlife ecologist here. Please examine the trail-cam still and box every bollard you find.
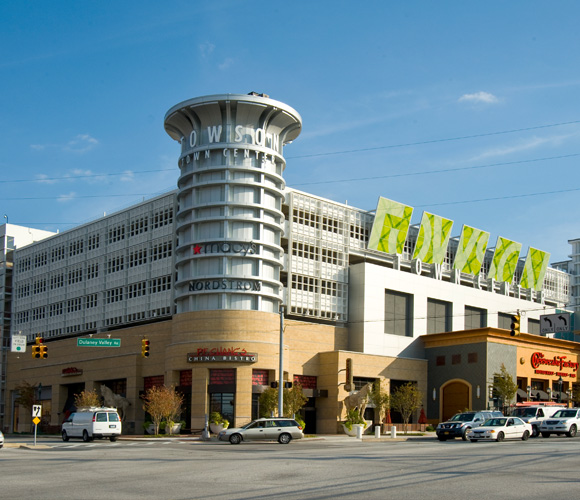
[391,426,397,439]
[375,425,381,438]
[356,424,363,440]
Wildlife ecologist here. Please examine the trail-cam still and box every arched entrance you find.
[441,381,470,421]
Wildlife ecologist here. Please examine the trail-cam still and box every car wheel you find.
[82,430,91,442]
[522,430,530,441]
[278,433,292,444]
[567,425,577,438]
[229,433,242,445]
[462,428,471,441]
[496,432,505,442]
[470,439,478,443]
[437,435,447,441]
[62,430,69,442]
[541,432,550,438]
[531,425,539,438]
[110,436,118,442]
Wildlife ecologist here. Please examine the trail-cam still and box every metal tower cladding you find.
[164,93,302,314]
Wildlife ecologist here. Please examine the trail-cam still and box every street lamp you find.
[557,376,563,403]
[547,387,552,400]
[526,385,531,401]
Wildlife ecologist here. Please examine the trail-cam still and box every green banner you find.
[453,225,490,276]
[368,197,413,255]
[488,236,522,283]
[520,247,550,291]
[412,212,453,264]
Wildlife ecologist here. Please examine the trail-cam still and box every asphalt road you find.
[1,435,579,500]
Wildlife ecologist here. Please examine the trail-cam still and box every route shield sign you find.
[11,335,26,353]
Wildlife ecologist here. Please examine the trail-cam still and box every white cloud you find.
[468,131,580,162]
[120,170,135,182]
[30,134,99,154]
[57,192,76,203]
[199,42,215,58]
[35,174,58,184]
[218,58,234,70]
[458,91,499,104]
[63,134,99,153]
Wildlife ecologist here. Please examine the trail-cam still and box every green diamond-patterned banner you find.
[412,212,453,264]
[368,197,413,255]
[520,247,550,291]
[488,236,522,283]
[453,225,490,276]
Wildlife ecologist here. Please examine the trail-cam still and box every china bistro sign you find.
[187,347,257,363]
[531,352,579,379]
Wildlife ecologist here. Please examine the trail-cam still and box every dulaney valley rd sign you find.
[77,338,121,347]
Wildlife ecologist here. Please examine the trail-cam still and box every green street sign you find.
[77,338,121,348]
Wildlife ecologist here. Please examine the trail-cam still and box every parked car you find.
[61,407,122,442]
[436,411,502,441]
[467,417,532,442]
[511,405,566,437]
[0,429,4,448]
[218,418,304,444]
[539,408,580,438]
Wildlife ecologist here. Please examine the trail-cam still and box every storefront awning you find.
[516,389,528,399]
[531,390,550,400]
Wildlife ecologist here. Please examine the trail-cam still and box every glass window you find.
[528,318,540,335]
[384,289,413,337]
[427,298,452,334]
[465,306,487,329]
[96,413,107,422]
[498,313,512,330]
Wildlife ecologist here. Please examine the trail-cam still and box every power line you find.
[286,119,580,160]
[2,119,579,184]
[292,153,580,187]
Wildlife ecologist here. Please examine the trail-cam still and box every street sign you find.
[33,417,41,426]
[540,313,571,334]
[77,338,121,347]
[11,335,26,353]
[32,405,41,418]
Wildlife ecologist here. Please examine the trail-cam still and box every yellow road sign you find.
[33,417,41,425]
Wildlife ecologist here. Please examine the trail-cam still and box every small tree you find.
[74,389,101,409]
[142,385,184,436]
[14,381,38,412]
[390,383,423,435]
[492,364,517,411]
[258,385,308,420]
[369,379,390,425]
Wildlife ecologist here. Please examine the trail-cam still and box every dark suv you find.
[436,411,502,441]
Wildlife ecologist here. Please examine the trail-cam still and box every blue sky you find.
[1,1,580,262]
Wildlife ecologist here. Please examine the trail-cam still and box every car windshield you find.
[512,408,536,417]
[483,418,507,427]
[552,410,578,418]
[449,413,475,422]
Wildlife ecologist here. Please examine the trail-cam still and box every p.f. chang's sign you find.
[187,347,257,364]
[530,352,579,378]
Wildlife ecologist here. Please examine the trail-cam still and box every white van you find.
[511,405,565,437]
[62,407,122,442]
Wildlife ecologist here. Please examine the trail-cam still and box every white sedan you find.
[467,417,532,442]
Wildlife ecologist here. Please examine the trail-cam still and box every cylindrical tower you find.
[164,93,302,314]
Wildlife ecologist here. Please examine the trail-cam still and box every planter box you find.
[209,423,228,434]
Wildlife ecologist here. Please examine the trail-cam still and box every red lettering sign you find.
[196,347,248,356]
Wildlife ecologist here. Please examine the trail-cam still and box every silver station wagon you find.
[218,418,304,444]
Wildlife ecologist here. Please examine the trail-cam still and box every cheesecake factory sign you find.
[530,352,579,378]
[187,347,258,363]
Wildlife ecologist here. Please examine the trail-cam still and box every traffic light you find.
[32,336,46,359]
[510,315,521,336]
[270,381,279,388]
[141,339,150,358]
[284,382,293,389]
[345,358,353,392]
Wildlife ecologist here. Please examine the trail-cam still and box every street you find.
[1,435,579,499]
